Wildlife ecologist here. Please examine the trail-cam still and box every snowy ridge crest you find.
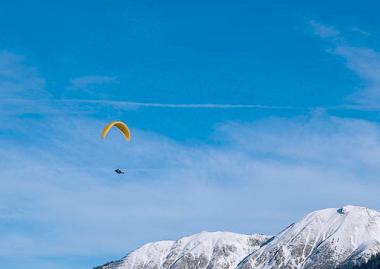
[97,232,270,269]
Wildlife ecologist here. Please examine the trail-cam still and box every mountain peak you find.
[238,205,380,269]
[336,204,377,214]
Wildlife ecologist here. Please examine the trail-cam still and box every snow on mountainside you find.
[237,205,380,269]
[96,232,271,269]
[95,205,380,269]
[96,241,175,269]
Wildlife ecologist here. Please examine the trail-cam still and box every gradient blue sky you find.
[2,1,380,268]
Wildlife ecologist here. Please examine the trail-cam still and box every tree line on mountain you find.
[336,253,380,269]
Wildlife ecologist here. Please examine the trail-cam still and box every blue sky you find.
[2,1,380,268]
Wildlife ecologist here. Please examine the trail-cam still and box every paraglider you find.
[102,121,131,174]
[101,121,131,141]
[114,169,125,174]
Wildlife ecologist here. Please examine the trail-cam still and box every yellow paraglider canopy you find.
[101,121,131,141]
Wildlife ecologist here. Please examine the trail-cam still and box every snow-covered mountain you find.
[238,205,380,269]
[96,232,270,269]
[95,205,380,269]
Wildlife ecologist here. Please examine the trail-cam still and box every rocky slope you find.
[95,205,380,269]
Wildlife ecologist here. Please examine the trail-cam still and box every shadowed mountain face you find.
[96,206,380,269]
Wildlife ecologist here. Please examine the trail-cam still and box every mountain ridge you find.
[95,205,380,269]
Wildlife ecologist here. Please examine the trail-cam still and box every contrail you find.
[61,99,302,110]
[7,98,380,111]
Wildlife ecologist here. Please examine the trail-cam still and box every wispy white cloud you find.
[309,20,380,105]
[334,46,380,104]
[69,75,118,90]
[352,27,370,36]
[309,20,340,38]
[0,51,46,98]
[0,52,52,123]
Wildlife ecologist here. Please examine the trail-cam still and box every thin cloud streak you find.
[61,99,380,112]
[60,99,299,109]
[7,97,380,114]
